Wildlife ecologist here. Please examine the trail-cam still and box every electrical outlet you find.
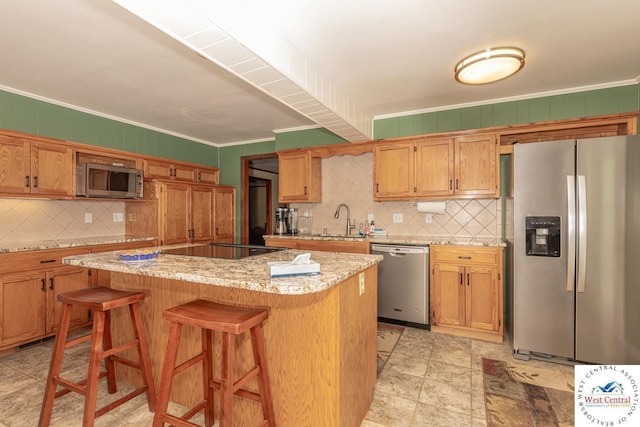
[367,213,374,222]
[359,272,365,295]
[113,213,124,222]
[84,213,93,223]
[392,213,403,223]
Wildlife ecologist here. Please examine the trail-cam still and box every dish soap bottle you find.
[358,222,364,236]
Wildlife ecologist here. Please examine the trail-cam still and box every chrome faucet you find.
[334,203,356,235]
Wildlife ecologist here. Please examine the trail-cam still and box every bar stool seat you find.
[39,286,157,427]
[153,299,275,427]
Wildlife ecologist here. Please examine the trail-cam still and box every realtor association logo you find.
[575,365,639,426]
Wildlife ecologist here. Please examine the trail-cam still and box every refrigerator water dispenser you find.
[525,216,560,257]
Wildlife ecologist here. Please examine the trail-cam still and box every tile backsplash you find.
[0,198,125,243]
[291,153,500,239]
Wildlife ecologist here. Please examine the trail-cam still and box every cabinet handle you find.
[459,273,463,286]
[40,259,56,264]
[49,277,54,290]
[467,273,470,286]
[455,179,459,190]
[376,183,379,193]
[25,176,31,187]
[41,278,46,291]
[215,227,219,235]
[458,256,471,260]
[304,186,308,195]
[33,176,39,188]
[197,171,201,181]
[449,179,452,190]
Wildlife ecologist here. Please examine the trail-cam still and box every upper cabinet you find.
[144,158,219,184]
[0,135,74,198]
[374,134,499,201]
[278,151,322,203]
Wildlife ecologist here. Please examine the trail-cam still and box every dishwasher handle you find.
[370,244,429,255]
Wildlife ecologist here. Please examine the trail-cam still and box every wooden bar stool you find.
[39,286,157,427]
[153,299,275,427]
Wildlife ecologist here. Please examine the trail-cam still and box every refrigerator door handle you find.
[566,175,576,292]
[577,175,587,293]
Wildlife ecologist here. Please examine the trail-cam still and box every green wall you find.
[0,89,218,166]
[374,85,639,138]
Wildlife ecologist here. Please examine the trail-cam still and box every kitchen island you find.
[63,246,382,427]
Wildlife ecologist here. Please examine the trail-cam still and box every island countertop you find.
[62,246,382,295]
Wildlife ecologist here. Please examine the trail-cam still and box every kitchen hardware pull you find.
[577,175,587,293]
[459,273,463,286]
[49,277,54,289]
[304,186,308,195]
[215,227,219,235]
[458,256,471,259]
[455,179,459,190]
[449,179,452,190]
[197,172,201,181]
[41,278,46,291]
[467,273,470,286]
[40,259,56,264]
[566,176,576,292]
[25,175,30,187]
[376,183,379,193]
[33,176,38,188]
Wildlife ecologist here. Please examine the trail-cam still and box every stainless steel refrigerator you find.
[510,135,640,365]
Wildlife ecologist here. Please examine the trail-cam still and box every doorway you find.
[242,154,281,245]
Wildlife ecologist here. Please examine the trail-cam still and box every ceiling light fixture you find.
[455,47,525,85]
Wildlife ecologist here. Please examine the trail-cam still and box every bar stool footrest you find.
[95,386,149,418]
[53,370,109,398]
[159,412,201,427]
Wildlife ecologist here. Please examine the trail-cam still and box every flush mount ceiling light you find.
[455,47,525,84]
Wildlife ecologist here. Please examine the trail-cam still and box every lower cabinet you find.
[429,245,503,343]
[0,265,89,348]
[264,237,370,254]
[0,241,154,350]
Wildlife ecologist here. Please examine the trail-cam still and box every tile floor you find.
[0,326,574,426]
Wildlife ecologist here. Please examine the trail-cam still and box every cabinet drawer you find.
[431,246,499,266]
[0,247,89,274]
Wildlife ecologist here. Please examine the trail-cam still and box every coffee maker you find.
[275,207,288,235]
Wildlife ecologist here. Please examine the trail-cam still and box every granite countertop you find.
[0,236,157,254]
[63,245,383,296]
[265,234,506,248]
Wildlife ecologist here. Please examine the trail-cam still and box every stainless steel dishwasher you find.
[371,244,429,326]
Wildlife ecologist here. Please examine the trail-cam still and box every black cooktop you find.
[161,243,286,260]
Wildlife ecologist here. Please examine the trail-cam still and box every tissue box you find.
[267,260,320,277]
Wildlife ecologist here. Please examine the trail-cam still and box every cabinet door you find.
[0,135,31,194]
[454,134,498,197]
[30,142,74,196]
[144,159,173,180]
[465,266,500,332]
[278,152,321,203]
[196,167,219,184]
[415,139,455,198]
[163,183,191,245]
[173,164,197,181]
[373,142,415,200]
[0,271,46,347]
[47,266,90,334]
[431,263,465,327]
[191,185,214,242]
[213,186,235,242]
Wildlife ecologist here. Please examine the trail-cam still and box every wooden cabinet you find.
[213,185,236,243]
[430,245,503,343]
[132,181,234,246]
[0,248,90,349]
[278,151,322,203]
[374,134,499,200]
[264,237,370,254]
[144,158,219,184]
[0,134,74,197]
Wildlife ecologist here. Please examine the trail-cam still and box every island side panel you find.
[108,267,377,427]
[339,266,378,427]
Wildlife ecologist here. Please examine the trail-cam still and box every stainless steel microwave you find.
[76,162,143,199]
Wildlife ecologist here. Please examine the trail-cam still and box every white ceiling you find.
[1,0,639,147]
